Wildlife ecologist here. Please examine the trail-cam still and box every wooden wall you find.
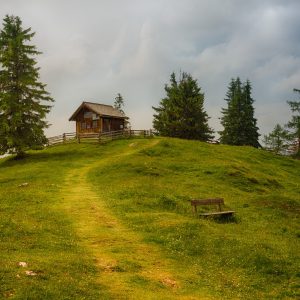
[74,108,125,134]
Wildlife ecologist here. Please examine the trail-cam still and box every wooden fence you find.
[47,132,77,146]
[47,129,154,146]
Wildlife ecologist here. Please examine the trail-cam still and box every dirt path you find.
[59,140,189,299]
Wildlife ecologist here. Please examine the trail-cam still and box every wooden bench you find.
[190,198,235,217]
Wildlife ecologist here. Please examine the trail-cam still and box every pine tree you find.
[219,78,242,145]
[113,93,130,129]
[286,89,300,155]
[114,93,125,115]
[241,80,260,147]
[153,72,214,141]
[263,124,290,154]
[219,78,260,147]
[0,15,53,158]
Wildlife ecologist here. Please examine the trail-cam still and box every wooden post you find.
[63,133,66,144]
[78,134,81,144]
[218,203,222,212]
[150,129,152,136]
[193,204,197,215]
[100,118,102,133]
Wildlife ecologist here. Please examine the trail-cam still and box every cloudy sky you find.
[1,0,300,138]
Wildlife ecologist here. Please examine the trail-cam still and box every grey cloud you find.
[0,0,299,137]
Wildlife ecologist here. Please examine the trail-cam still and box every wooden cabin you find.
[69,101,127,134]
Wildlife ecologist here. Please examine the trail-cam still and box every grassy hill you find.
[0,138,299,299]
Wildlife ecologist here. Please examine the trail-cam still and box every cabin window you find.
[86,122,91,129]
[120,124,124,129]
[92,120,98,128]
[81,122,86,130]
[92,113,99,120]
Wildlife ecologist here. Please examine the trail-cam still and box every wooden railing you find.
[47,129,154,146]
[47,132,77,146]
[98,129,152,143]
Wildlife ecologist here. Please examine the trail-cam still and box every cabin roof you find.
[69,101,126,121]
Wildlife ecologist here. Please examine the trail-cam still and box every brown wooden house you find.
[69,101,127,134]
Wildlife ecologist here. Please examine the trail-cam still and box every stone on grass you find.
[25,270,37,276]
[18,183,29,187]
[161,277,177,288]
[18,262,28,267]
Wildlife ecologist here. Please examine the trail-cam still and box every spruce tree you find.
[286,89,300,155]
[241,80,260,147]
[153,72,213,141]
[263,124,290,154]
[219,78,242,145]
[114,93,125,114]
[219,78,260,147]
[0,15,53,158]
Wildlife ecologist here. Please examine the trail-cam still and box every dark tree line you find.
[153,73,260,148]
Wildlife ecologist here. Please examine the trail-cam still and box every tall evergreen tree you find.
[219,78,242,145]
[219,78,260,147]
[114,93,125,115]
[153,72,213,141]
[0,15,53,158]
[113,93,130,129]
[286,88,300,155]
[241,80,260,147]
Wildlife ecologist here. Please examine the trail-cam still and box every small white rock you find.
[18,183,29,187]
[18,262,28,267]
[25,270,37,276]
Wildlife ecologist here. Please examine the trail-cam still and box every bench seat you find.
[190,198,235,217]
[200,210,235,217]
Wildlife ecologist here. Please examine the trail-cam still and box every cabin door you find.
[102,118,111,132]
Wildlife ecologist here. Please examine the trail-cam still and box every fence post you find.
[144,130,146,138]
[98,132,101,143]
[78,134,81,144]
[63,133,66,143]
[150,129,152,137]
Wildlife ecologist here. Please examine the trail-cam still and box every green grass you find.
[0,138,299,299]
[0,144,109,299]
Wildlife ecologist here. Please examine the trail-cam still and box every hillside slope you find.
[0,138,299,299]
